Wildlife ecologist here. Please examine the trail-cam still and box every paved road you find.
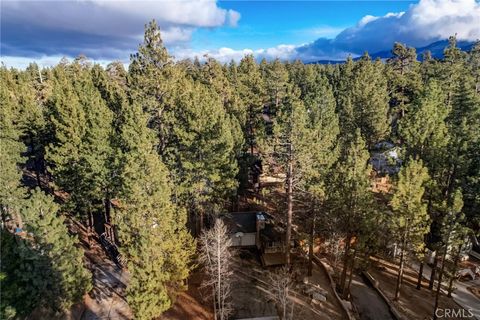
[350,277,395,320]
[409,260,480,320]
[453,279,480,320]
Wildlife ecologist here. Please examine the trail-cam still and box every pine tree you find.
[45,64,86,196]
[164,79,239,229]
[16,67,49,189]
[46,61,115,243]
[264,59,289,115]
[129,20,178,154]
[390,158,430,300]
[268,85,308,266]
[330,129,375,297]
[445,74,480,192]
[114,101,194,320]
[332,57,356,138]
[0,67,26,224]
[1,189,91,318]
[237,54,266,155]
[197,58,244,166]
[351,54,390,146]
[293,68,340,275]
[441,36,466,106]
[432,190,466,320]
[386,43,422,136]
[467,41,480,93]
[75,63,115,236]
[24,189,91,307]
[399,80,449,163]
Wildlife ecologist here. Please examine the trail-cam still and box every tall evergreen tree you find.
[165,79,239,218]
[390,159,430,300]
[1,189,92,318]
[0,68,27,229]
[350,54,390,146]
[268,85,306,266]
[294,70,340,275]
[237,55,266,154]
[399,80,449,163]
[129,20,178,154]
[114,101,194,319]
[330,129,375,297]
[264,59,290,115]
[386,43,422,136]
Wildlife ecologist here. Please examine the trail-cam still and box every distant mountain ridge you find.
[310,39,476,64]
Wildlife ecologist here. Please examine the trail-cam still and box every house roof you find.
[220,211,274,234]
[220,212,259,234]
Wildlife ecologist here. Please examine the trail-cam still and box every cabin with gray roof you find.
[220,212,286,266]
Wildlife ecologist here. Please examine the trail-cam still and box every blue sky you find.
[1,0,479,68]
[191,1,415,50]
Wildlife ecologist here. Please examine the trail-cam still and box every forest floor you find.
[369,256,467,320]
[68,215,213,320]
[230,248,346,320]
[240,182,347,319]
[158,271,213,320]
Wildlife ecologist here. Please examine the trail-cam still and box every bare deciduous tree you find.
[198,219,234,320]
[268,266,294,320]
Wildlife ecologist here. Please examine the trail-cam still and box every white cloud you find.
[2,0,478,67]
[162,27,195,44]
[173,44,298,63]
[0,55,122,69]
[304,26,346,39]
[329,0,479,54]
[2,0,240,32]
[228,10,241,27]
[175,0,480,64]
[1,0,242,67]
[406,0,480,41]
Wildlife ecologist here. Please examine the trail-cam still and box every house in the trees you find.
[220,211,286,266]
[370,141,403,175]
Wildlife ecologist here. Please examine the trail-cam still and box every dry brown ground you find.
[242,183,347,319]
[369,257,466,320]
[158,272,213,320]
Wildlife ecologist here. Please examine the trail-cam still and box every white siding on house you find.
[230,232,256,247]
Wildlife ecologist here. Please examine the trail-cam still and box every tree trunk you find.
[249,105,254,155]
[394,246,405,300]
[308,206,316,277]
[285,156,293,268]
[447,274,455,298]
[340,235,351,293]
[447,244,462,297]
[199,211,204,233]
[429,253,439,290]
[395,224,409,300]
[417,261,424,290]
[35,160,42,189]
[433,247,448,320]
[87,209,94,247]
[217,230,222,320]
[344,248,357,299]
[213,283,218,320]
[104,196,111,224]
